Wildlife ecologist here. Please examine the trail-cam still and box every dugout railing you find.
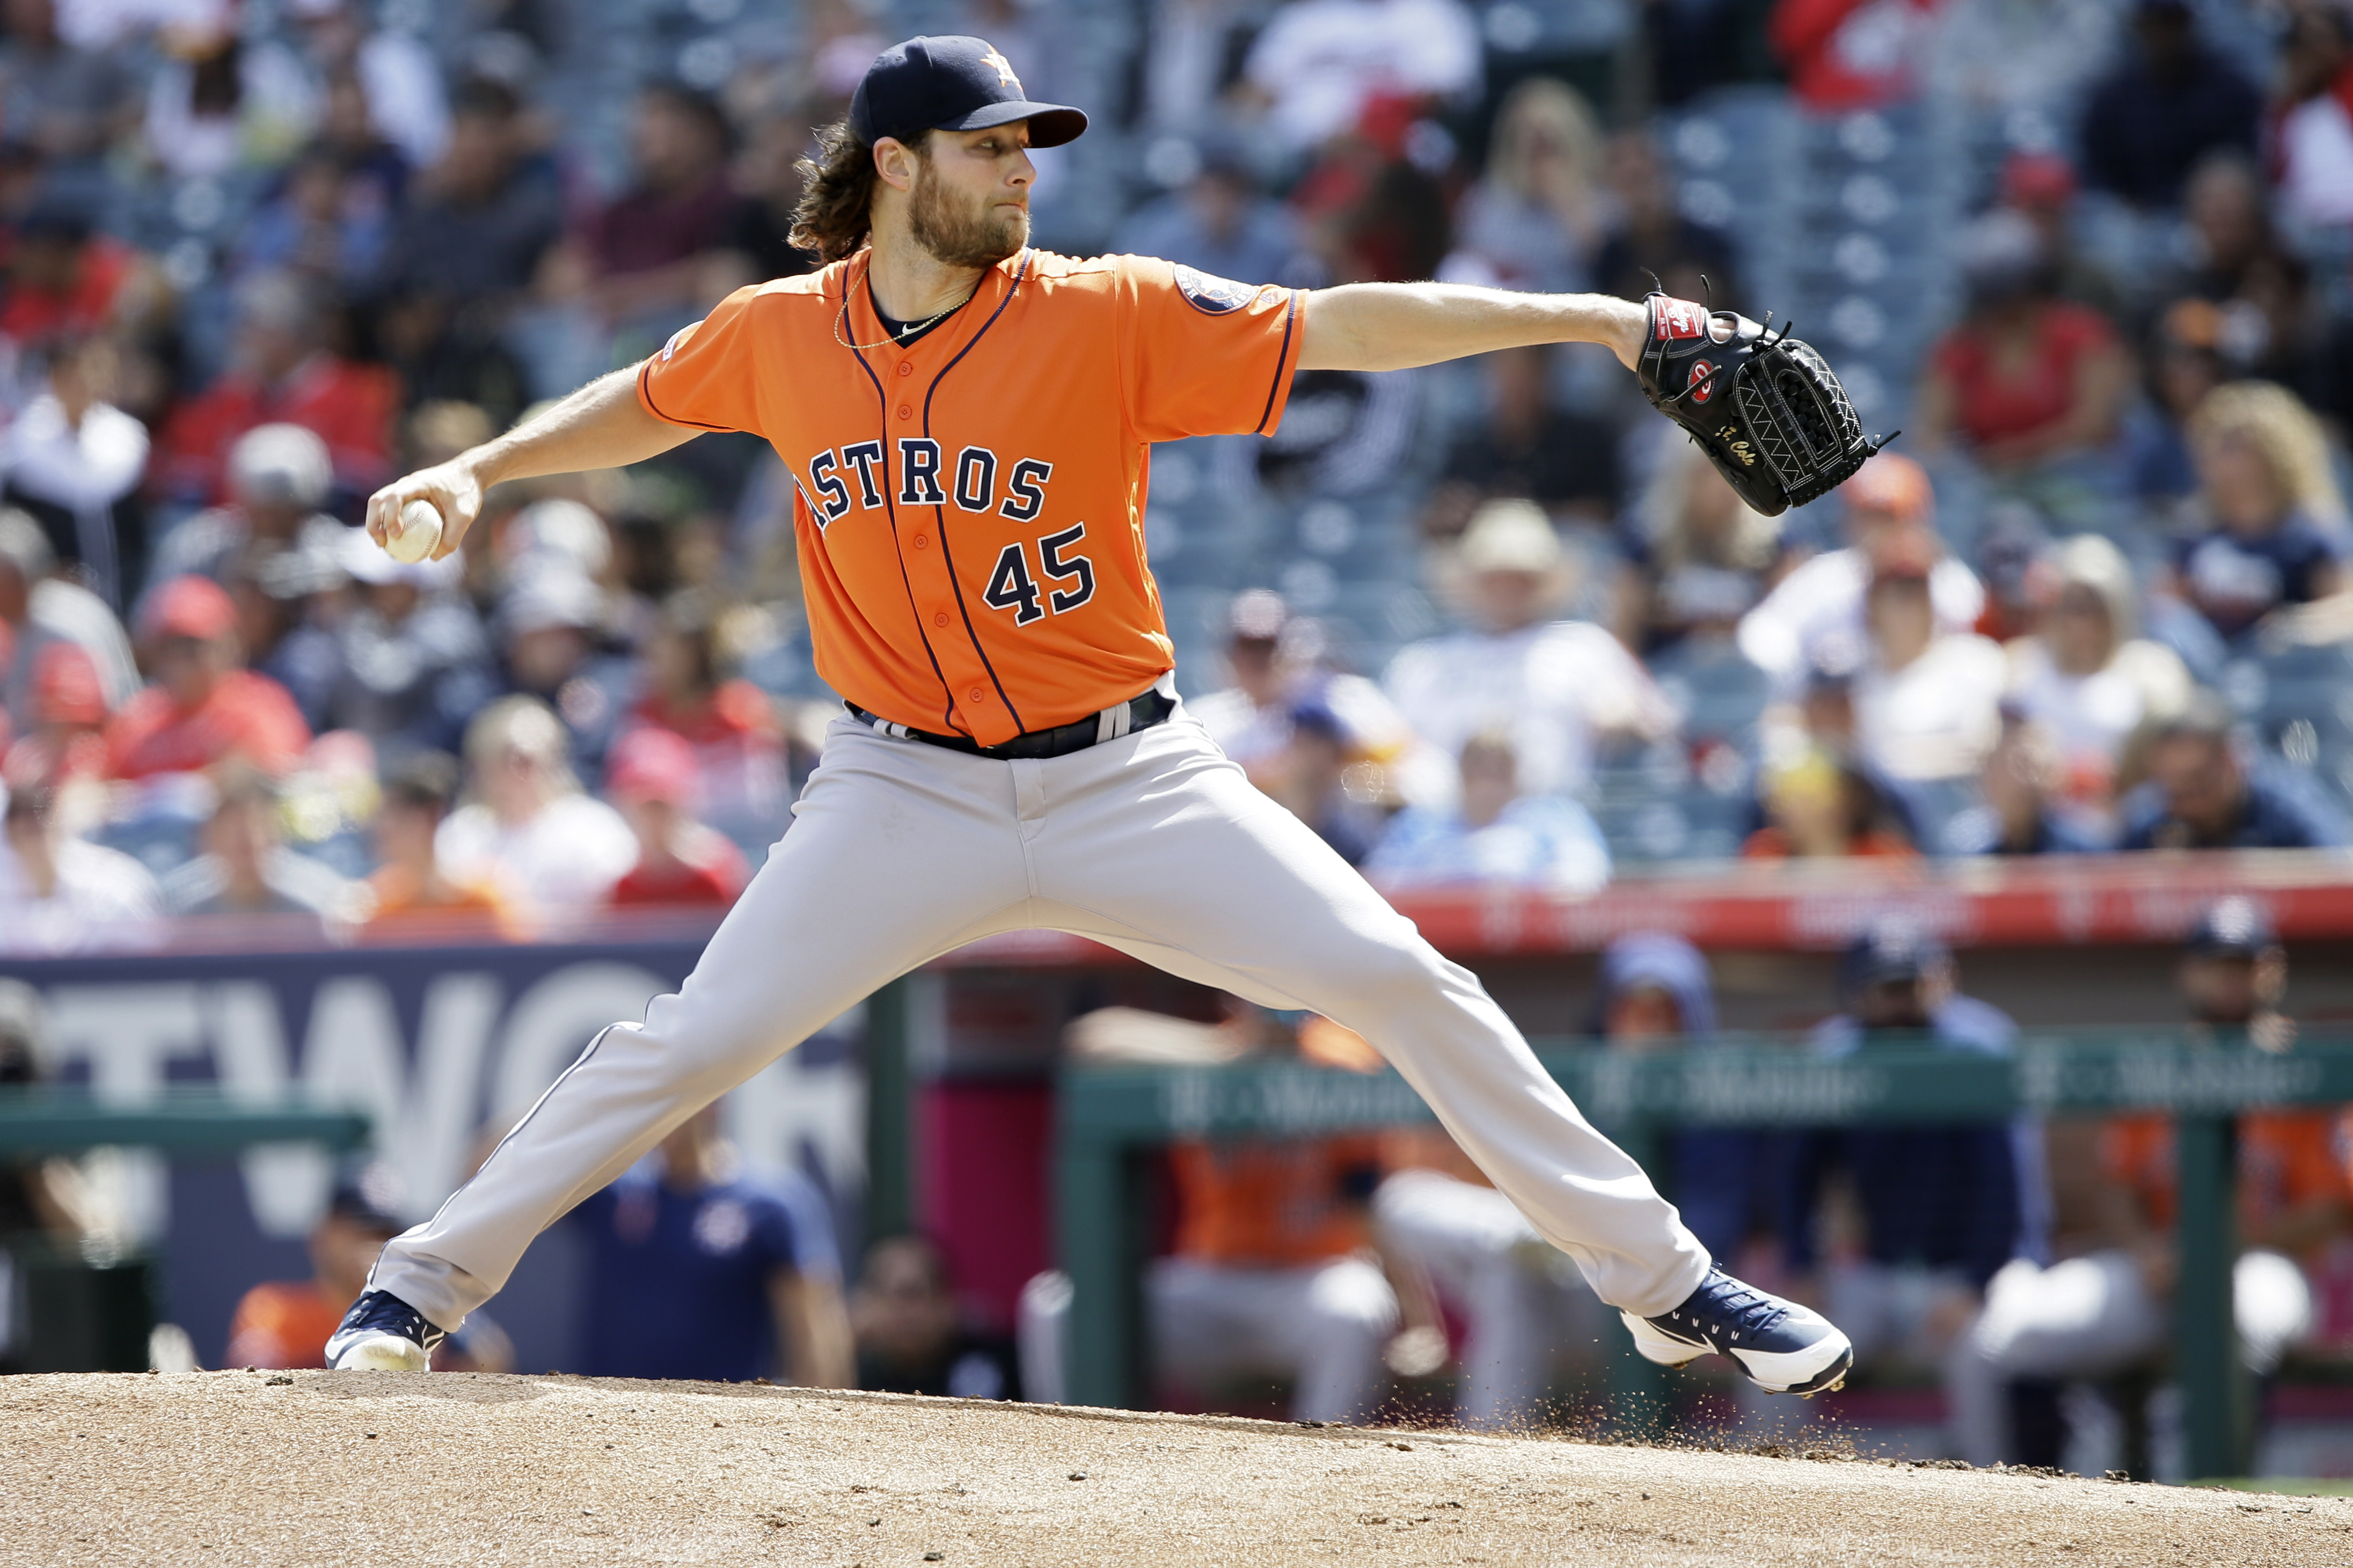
[0,1089,371,1160]
[0,1089,371,1372]
[1053,1030,2353,1481]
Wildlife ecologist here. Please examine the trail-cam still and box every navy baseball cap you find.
[327,1162,406,1235]
[1838,918,1949,995]
[849,36,1087,150]
[2184,896,2277,957]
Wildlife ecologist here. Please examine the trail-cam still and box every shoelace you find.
[341,1292,443,1350]
[1693,1273,1788,1343]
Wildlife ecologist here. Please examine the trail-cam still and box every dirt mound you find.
[4,1372,2347,1565]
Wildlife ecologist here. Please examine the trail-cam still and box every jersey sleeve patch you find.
[1173,264,1260,316]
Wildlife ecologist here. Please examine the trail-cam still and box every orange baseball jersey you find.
[224,1279,347,1369]
[2103,1109,2353,1245]
[638,249,1305,746]
[1168,1134,1384,1267]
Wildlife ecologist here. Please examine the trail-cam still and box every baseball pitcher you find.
[331,35,1877,1398]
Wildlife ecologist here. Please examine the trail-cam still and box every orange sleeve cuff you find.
[1253,289,1307,437]
[636,357,736,433]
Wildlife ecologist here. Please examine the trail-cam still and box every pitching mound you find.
[4,1372,2349,1565]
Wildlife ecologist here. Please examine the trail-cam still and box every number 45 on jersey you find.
[984,523,1095,627]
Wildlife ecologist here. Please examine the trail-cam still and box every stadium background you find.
[0,0,2351,1492]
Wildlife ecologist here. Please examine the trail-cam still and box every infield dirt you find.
[3,1371,2348,1565]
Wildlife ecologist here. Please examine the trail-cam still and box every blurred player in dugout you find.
[229,1167,513,1373]
[852,1234,1024,1400]
[1951,898,2353,1468]
[1777,922,2033,1445]
[1050,1002,1411,1423]
[1372,934,1740,1432]
[1154,1030,1401,1423]
[566,1103,853,1387]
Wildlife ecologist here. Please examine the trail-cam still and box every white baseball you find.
[386,499,444,565]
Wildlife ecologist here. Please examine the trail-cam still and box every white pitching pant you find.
[1948,1248,2315,1465]
[369,708,1711,1331]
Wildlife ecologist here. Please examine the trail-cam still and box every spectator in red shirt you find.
[104,575,310,780]
[1,640,108,795]
[1770,0,1939,112]
[1914,210,2129,478]
[151,269,398,509]
[0,198,136,343]
[1288,96,1450,285]
[604,726,748,911]
[627,589,788,852]
[542,83,742,339]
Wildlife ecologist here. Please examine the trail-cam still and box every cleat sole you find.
[332,1335,430,1372]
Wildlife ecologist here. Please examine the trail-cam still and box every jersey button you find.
[896,362,913,376]
[933,613,949,628]
[969,688,985,704]
[913,534,927,548]
[896,403,912,419]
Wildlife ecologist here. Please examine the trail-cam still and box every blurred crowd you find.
[1159,0,2353,884]
[0,1,2346,955]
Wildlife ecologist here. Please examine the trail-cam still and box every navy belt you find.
[847,687,1176,760]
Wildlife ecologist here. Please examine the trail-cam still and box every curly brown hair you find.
[790,119,886,265]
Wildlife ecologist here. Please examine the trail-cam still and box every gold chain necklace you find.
[832,257,980,353]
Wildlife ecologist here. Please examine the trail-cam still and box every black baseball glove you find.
[1634,291,1890,517]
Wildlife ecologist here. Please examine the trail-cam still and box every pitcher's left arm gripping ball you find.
[1635,291,1891,517]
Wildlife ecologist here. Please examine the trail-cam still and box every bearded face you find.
[908,142,1029,268]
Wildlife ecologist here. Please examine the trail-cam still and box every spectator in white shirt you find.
[288,0,451,171]
[2004,534,2191,808]
[0,334,147,609]
[1190,588,1415,788]
[1445,77,1607,295]
[1853,547,2009,784]
[1137,0,1258,135]
[1190,589,1297,775]
[0,780,160,954]
[437,694,637,919]
[1736,452,1984,690]
[1240,0,1481,153]
[141,23,317,180]
[2274,2,2353,233]
[1384,500,1675,808]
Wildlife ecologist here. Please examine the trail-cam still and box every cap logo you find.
[982,46,1021,91]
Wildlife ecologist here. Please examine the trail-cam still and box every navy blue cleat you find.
[325,1289,447,1372]
[1621,1269,1853,1395]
